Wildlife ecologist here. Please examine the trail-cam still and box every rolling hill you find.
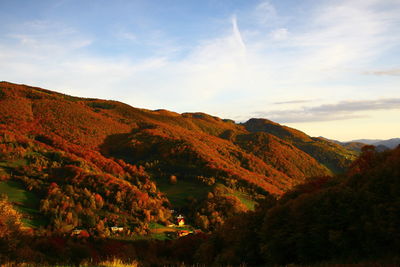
[0,81,358,233]
[243,119,358,173]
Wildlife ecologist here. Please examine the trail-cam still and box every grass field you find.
[0,158,28,169]
[230,191,257,211]
[215,183,257,211]
[155,176,257,211]
[154,177,210,208]
[148,222,195,240]
[0,179,46,228]
[0,166,7,176]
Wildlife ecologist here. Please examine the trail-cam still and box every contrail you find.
[232,15,246,51]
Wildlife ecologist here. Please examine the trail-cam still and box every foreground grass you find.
[2,263,399,267]
[0,258,139,267]
[83,258,139,267]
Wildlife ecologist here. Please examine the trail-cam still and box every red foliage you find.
[78,230,90,238]
[0,81,341,197]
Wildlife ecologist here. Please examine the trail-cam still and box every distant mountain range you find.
[329,138,400,152]
[351,138,400,149]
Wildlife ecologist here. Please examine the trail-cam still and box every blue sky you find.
[1,0,399,141]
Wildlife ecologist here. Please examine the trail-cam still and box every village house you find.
[110,226,124,233]
[71,228,90,238]
[176,214,185,226]
[71,228,82,236]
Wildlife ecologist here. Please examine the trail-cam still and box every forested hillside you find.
[0,81,357,234]
[2,82,399,267]
[197,145,400,266]
[244,119,357,173]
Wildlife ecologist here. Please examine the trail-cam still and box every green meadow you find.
[0,179,46,228]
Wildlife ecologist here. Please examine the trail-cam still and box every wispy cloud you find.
[1,20,91,59]
[310,99,400,112]
[270,28,289,40]
[256,98,400,123]
[0,0,400,127]
[364,68,400,76]
[117,30,137,42]
[274,99,313,105]
[254,1,279,26]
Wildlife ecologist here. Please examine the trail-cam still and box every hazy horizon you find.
[1,0,399,140]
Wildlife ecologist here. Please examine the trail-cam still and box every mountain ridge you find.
[351,138,400,149]
[327,137,400,152]
[0,81,358,233]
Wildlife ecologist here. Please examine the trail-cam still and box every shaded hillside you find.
[197,145,400,266]
[320,137,366,152]
[335,141,366,152]
[243,118,358,173]
[0,81,354,232]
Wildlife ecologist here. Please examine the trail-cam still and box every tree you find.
[169,175,177,185]
[0,195,23,262]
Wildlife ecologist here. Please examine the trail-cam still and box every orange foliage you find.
[0,81,346,197]
[0,81,361,235]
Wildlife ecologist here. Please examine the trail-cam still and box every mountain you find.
[0,81,357,234]
[340,141,367,152]
[331,138,400,152]
[327,138,367,152]
[372,138,400,149]
[350,139,382,145]
[349,138,400,149]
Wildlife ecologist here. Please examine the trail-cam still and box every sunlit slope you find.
[0,81,359,232]
[244,118,358,173]
[0,82,338,196]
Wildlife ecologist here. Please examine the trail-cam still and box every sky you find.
[0,0,399,141]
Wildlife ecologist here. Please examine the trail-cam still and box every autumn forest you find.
[0,82,399,266]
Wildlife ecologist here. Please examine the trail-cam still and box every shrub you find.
[0,88,5,100]
[87,102,115,110]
